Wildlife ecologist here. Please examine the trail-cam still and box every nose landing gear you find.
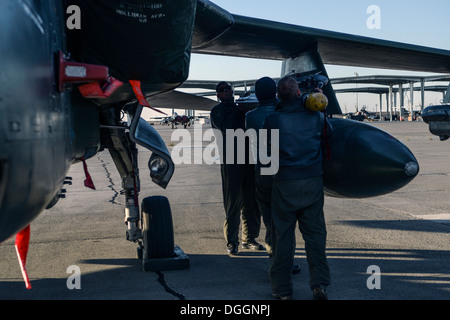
[137,196,189,272]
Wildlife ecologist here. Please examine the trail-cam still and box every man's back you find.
[245,103,276,132]
[264,100,324,180]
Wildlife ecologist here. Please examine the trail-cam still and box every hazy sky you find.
[152,1,450,117]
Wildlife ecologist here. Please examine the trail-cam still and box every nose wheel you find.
[137,196,189,271]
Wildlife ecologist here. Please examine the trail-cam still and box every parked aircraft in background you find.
[153,113,193,128]
[422,81,450,140]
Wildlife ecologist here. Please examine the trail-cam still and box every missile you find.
[323,118,419,198]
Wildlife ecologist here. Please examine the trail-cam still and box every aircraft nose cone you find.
[405,161,419,177]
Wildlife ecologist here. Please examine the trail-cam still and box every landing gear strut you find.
[101,102,188,272]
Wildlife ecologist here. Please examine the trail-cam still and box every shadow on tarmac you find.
[339,219,450,233]
[1,245,449,300]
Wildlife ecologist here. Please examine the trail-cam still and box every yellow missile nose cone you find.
[306,92,328,111]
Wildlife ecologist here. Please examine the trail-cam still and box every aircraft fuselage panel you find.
[0,0,70,242]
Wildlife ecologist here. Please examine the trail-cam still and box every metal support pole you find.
[399,83,404,107]
[420,79,425,112]
[410,82,414,121]
[389,85,393,121]
[379,93,383,121]
[386,93,389,121]
[394,90,397,119]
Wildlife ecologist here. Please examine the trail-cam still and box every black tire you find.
[141,196,174,259]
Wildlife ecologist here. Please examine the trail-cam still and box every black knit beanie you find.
[255,77,276,103]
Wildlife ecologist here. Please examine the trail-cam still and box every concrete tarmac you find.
[0,121,449,301]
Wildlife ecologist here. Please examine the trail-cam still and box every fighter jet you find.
[153,113,194,129]
[422,83,450,140]
[3,0,450,288]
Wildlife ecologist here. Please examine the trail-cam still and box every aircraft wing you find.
[148,90,217,111]
[193,1,450,73]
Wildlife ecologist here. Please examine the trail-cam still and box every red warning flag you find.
[15,225,32,289]
[81,157,96,190]
[129,80,167,115]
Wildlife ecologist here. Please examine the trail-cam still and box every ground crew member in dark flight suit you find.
[245,77,277,256]
[264,76,332,300]
[211,81,263,255]
[246,76,301,274]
